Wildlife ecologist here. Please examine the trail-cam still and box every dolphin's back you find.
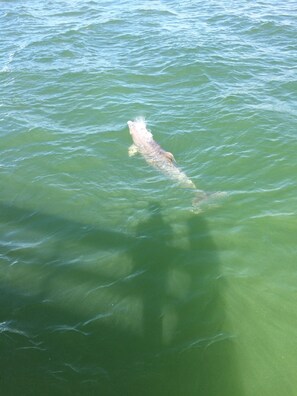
[127,119,196,189]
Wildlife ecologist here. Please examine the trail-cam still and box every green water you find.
[1,1,297,395]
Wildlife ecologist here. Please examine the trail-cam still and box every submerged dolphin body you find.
[127,118,197,189]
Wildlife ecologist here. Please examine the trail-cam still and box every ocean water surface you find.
[1,1,297,395]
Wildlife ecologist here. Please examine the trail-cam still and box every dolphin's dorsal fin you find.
[165,151,176,163]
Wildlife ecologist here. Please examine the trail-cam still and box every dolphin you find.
[127,118,197,189]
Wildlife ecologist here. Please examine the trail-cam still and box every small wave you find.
[133,1,178,16]
[81,312,113,327]
[252,102,297,117]
[0,320,30,337]
[250,211,296,220]
[47,324,90,336]
[181,332,235,352]
[63,362,109,377]
[0,42,28,73]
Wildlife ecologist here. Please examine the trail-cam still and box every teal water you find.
[1,1,297,395]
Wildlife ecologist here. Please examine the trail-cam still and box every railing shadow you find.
[0,201,242,395]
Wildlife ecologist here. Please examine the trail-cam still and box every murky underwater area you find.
[1,1,297,395]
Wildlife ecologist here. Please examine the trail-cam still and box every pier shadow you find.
[131,202,176,352]
[0,201,242,396]
[127,202,242,396]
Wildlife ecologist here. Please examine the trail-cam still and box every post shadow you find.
[169,214,242,396]
[131,202,177,352]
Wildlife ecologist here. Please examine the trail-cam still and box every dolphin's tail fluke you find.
[192,190,228,214]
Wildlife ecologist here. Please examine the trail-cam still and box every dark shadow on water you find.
[131,202,175,352]
[0,202,242,396]
[128,202,242,396]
